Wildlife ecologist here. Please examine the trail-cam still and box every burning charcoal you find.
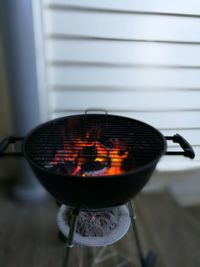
[99,137,115,149]
[82,161,108,176]
[83,167,109,177]
[63,161,76,175]
[118,149,127,156]
[82,145,97,161]
[45,161,76,175]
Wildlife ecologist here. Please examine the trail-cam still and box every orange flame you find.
[49,130,129,176]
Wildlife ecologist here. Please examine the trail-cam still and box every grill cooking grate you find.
[24,115,165,176]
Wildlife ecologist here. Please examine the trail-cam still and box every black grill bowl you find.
[23,114,166,210]
[30,163,157,209]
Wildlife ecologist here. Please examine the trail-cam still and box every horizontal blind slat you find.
[44,0,200,17]
[44,10,200,42]
[50,91,200,111]
[46,40,200,67]
[48,67,200,88]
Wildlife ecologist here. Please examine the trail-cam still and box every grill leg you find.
[128,202,156,267]
[62,209,79,267]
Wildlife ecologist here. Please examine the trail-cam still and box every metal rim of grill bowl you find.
[22,114,167,179]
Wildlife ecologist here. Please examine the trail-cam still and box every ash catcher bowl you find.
[57,205,130,247]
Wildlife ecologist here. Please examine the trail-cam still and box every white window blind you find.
[41,0,200,169]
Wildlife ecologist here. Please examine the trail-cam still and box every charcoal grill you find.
[0,110,195,209]
[0,110,195,267]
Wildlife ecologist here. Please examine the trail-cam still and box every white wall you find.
[35,0,200,204]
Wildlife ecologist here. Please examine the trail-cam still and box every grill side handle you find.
[165,134,195,159]
[0,136,24,157]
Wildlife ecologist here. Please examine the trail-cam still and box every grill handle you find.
[84,109,109,130]
[85,109,108,115]
[165,134,195,159]
[0,136,24,157]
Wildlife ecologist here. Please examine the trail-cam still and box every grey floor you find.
[0,190,200,267]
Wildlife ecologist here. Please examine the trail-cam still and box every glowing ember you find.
[46,129,129,176]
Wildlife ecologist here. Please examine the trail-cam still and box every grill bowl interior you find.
[23,114,166,209]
